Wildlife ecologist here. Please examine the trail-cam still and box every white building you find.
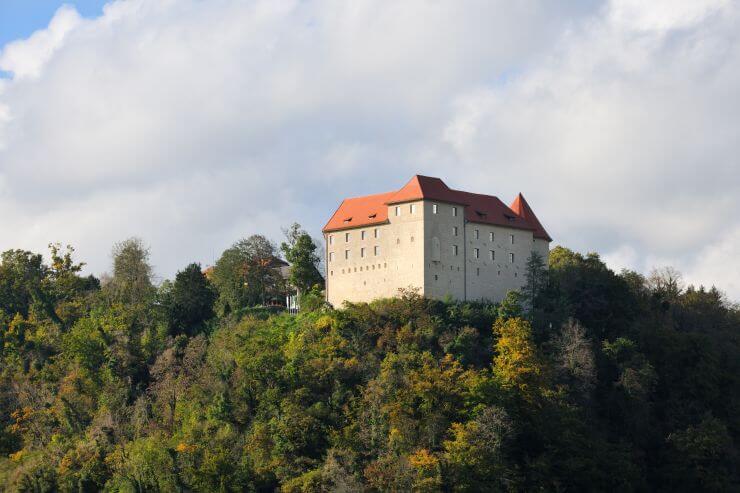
[322,175,552,307]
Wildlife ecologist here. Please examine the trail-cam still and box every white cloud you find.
[0,0,738,300]
[0,5,82,80]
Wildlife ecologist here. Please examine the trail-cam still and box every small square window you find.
[433,204,438,214]
[395,206,401,216]
[452,206,458,217]
[509,253,515,263]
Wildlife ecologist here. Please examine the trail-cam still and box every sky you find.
[0,0,738,300]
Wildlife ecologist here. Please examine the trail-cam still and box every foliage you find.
[211,235,284,315]
[280,223,324,294]
[163,263,216,336]
[0,242,739,491]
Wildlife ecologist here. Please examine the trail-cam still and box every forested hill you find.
[1,236,739,492]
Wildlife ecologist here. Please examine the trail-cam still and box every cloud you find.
[0,0,738,300]
[0,5,82,80]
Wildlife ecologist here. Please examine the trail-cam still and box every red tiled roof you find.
[322,191,396,233]
[510,193,552,241]
[322,175,551,241]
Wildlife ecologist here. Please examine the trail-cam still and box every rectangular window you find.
[361,230,366,240]
[395,206,401,216]
[345,232,350,242]
[474,248,479,258]
[329,235,333,245]
[452,226,458,236]
[489,250,495,261]
[433,204,438,214]
[360,247,365,258]
[345,250,350,260]
[374,228,379,238]
[410,204,416,214]
[476,267,480,276]
[489,232,494,242]
[374,245,380,256]
[329,252,334,262]
[452,206,458,217]
[509,252,515,263]
[510,234,514,244]
[474,229,479,239]
[453,245,459,256]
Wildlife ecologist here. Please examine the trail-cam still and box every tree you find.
[280,223,324,295]
[522,251,547,315]
[492,317,546,399]
[107,238,155,305]
[165,263,216,336]
[211,235,282,313]
[553,319,595,397]
[443,406,514,491]
[0,250,48,321]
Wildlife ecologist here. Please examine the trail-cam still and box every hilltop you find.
[0,238,738,491]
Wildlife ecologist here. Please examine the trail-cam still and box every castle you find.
[322,175,551,306]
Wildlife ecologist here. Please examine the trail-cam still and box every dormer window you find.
[343,217,352,223]
[368,213,377,219]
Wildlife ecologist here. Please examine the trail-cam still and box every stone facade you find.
[323,176,551,307]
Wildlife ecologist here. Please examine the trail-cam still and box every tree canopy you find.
[0,241,739,491]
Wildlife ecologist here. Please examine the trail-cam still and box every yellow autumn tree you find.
[492,317,546,399]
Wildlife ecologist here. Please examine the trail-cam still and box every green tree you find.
[107,238,155,305]
[165,263,216,336]
[211,235,282,314]
[280,223,324,295]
